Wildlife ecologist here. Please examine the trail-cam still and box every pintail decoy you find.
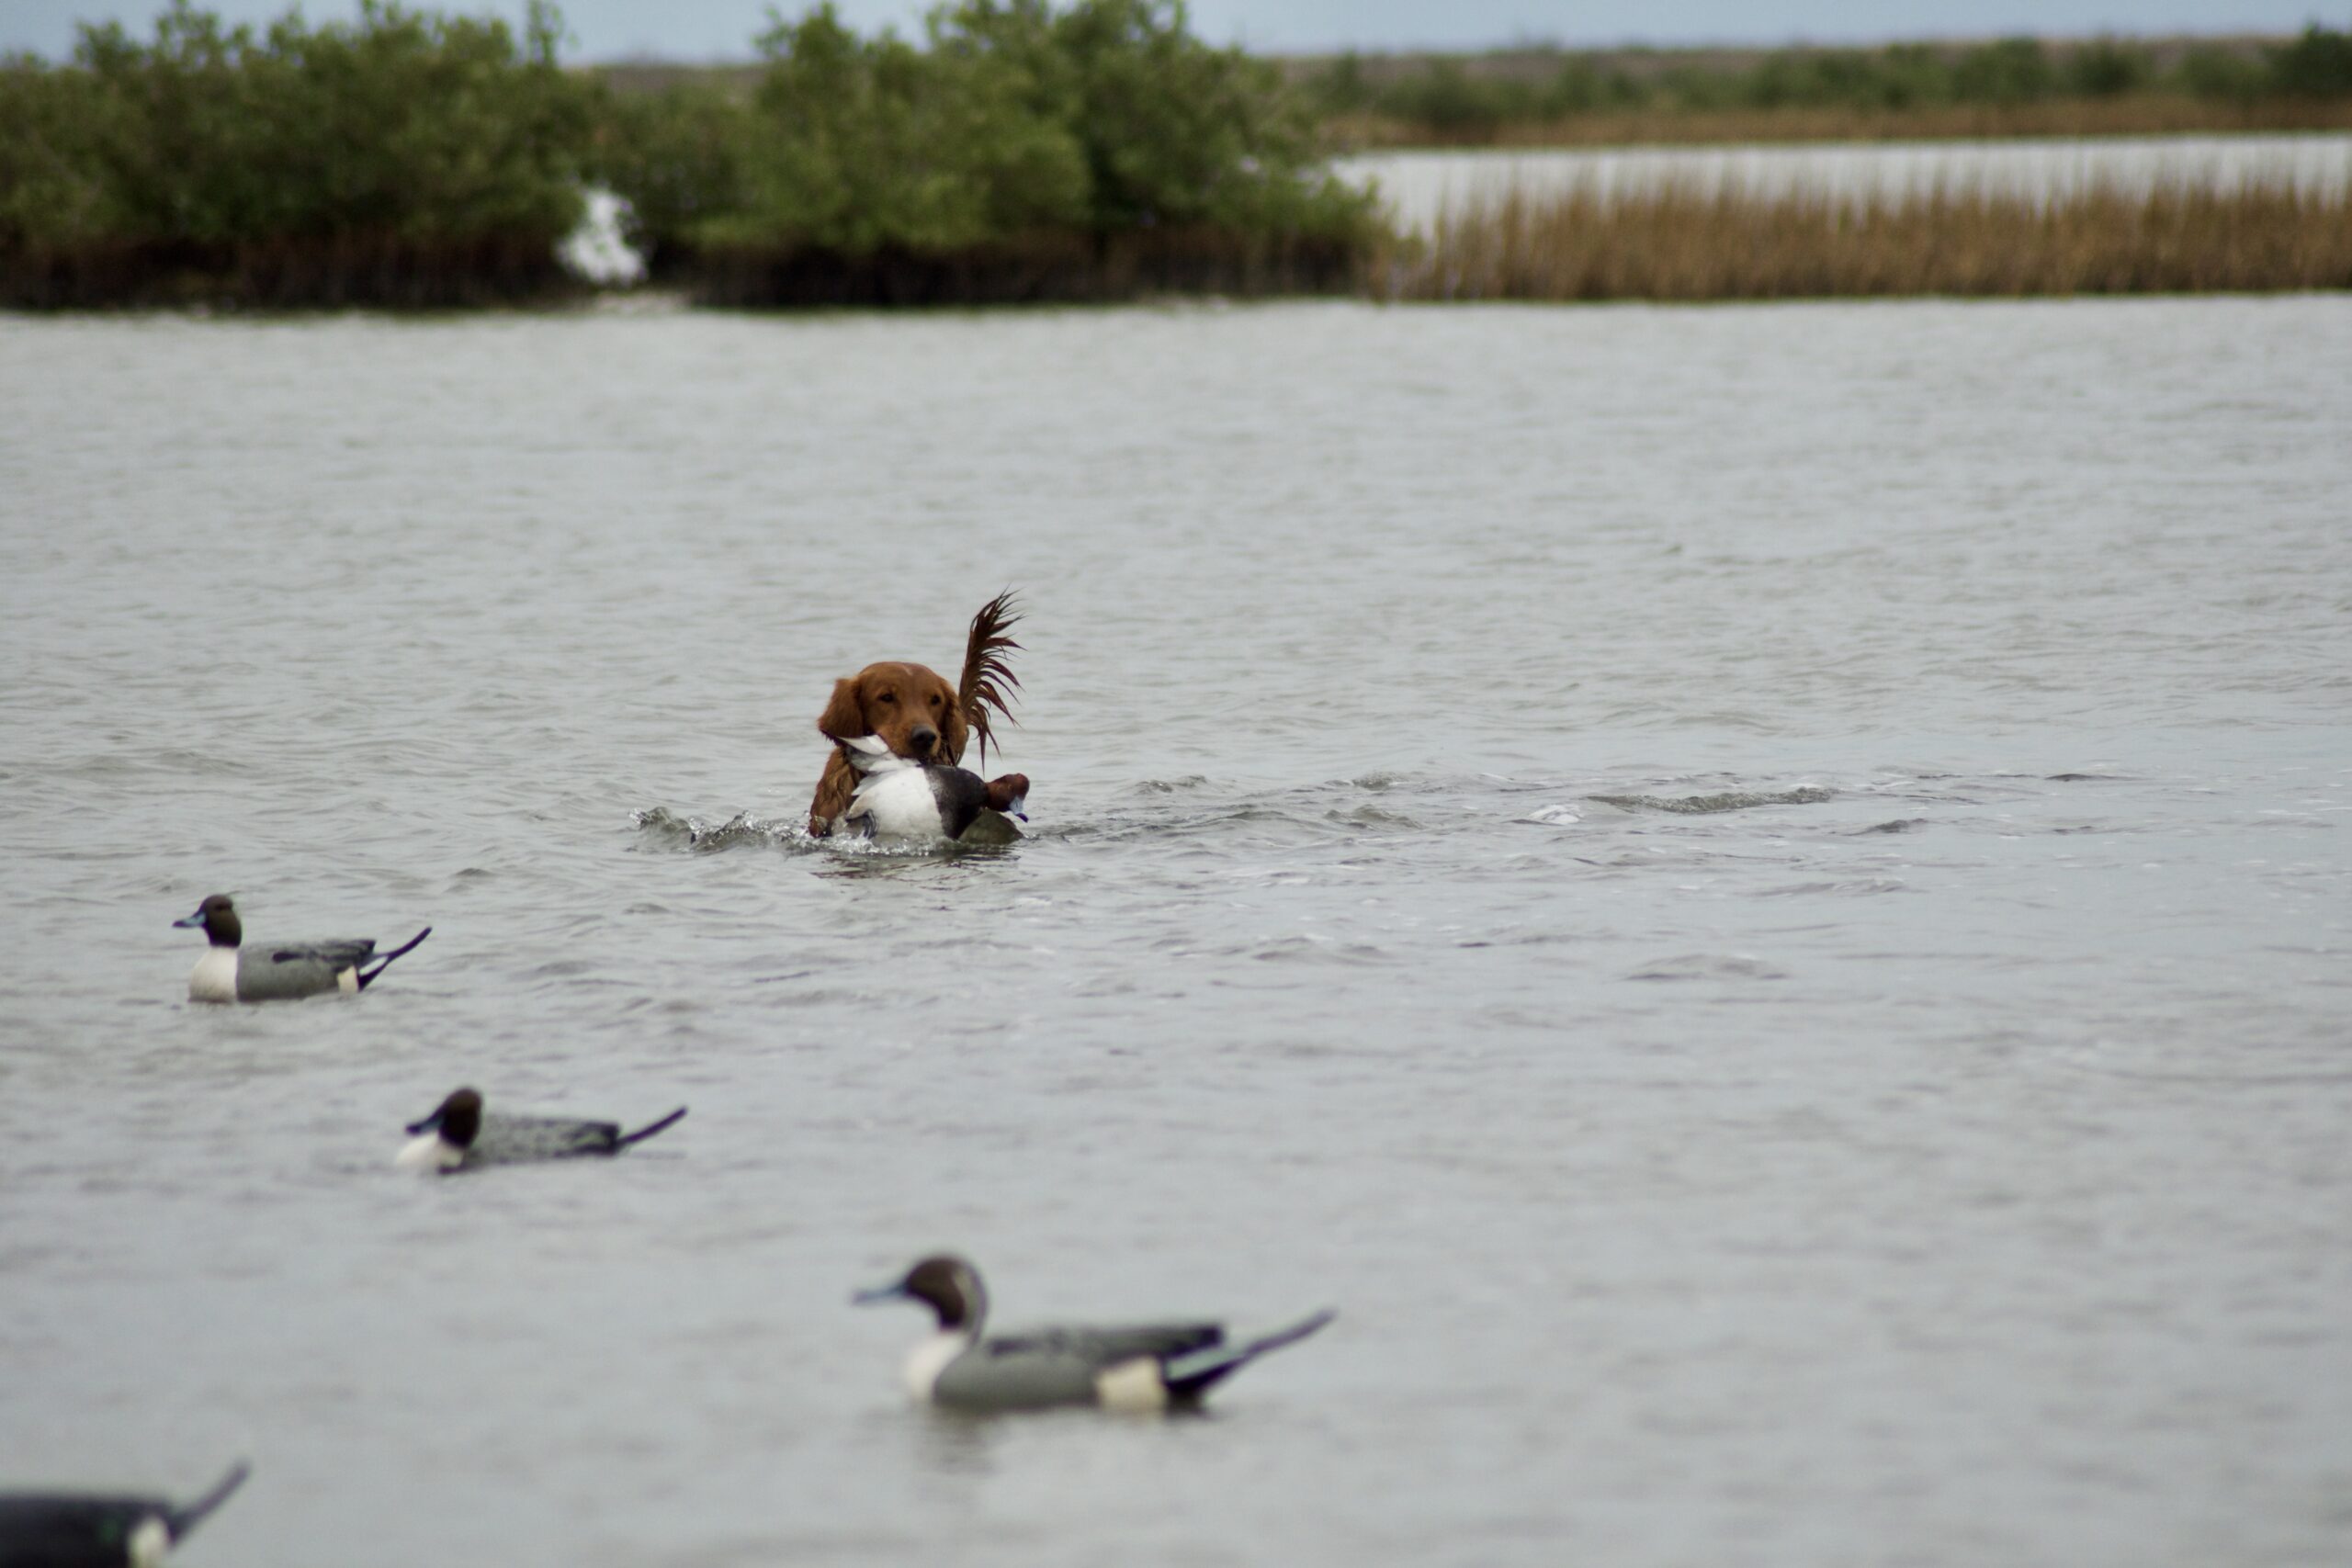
[830,733,1027,843]
[175,894,429,1003]
[396,1088,687,1172]
[854,1254,1334,1413]
[0,1460,248,1567]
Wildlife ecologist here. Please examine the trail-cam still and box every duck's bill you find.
[852,1282,908,1307]
[403,1111,445,1136]
[173,908,206,928]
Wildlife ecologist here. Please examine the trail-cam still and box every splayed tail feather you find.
[165,1461,251,1540]
[356,928,431,990]
[958,589,1023,770]
[616,1107,688,1147]
[1162,1309,1336,1403]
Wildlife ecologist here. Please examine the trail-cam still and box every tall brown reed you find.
[1378,182,2352,302]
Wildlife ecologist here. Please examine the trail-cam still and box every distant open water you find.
[2,291,2349,1566]
[1346,132,2352,229]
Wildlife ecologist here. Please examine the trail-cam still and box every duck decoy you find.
[830,732,1028,843]
[396,1088,687,1172]
[854,1254,1334,1413]
[0,1460,248,1567]
[174,894,428,1003]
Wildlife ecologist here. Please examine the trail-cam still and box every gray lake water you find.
[4,295,2350,1567]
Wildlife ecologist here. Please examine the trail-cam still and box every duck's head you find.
[984,773,1029,822]
[854,1254,989,1333]
[405,1088,484,1150]
[173,893,242,947]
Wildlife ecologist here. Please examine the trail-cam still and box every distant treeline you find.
[6,4,2352,310]
[595,1,1374,303]
[0,0,1377,308]
[0,1,591,306]
[1304,24,2352,144]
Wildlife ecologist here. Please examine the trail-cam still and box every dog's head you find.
[818,660,966,765]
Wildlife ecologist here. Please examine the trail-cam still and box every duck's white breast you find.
[187,947,239,1004]
[854,773,946,840]
[394,1134,462,1172]
[902,1331,970,1403]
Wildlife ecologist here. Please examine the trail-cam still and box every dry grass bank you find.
[1329,95,2352,149]
[1380,184,2352,301]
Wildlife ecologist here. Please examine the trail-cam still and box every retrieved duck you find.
[829,732,1028,843]
[397,1088,688,1172]
[0,1460,248,1567]
[854,1254,1334,1413]
[175,894,429,1003]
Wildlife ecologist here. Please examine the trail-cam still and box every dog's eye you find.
[876,691,896,705]
[929,694,943,708]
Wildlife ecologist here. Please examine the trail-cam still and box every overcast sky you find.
[4,1,2337,62]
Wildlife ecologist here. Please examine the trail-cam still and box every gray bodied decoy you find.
[830,733,1027,843]
[854,1255,1334,1413]
[396,1088,687,1172]
[0,1460,248,1567]
[175,894,428,1003]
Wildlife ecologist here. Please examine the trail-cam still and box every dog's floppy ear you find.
[817,676,866,740]
[939,678,969,762]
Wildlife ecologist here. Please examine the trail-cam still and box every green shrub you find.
[1951,38,2053,105]
[2174,43,2267,103]
[1,0,595,303]
[684,0,1374,261]
[585,79,754,265]
[2063,37,2152,98]
[2267,21,2352,98]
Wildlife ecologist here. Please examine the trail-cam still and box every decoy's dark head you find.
[406,1088,483,1149]
[984,773,1029,822]
[854,1254,988,1332]
[174,893,242,947]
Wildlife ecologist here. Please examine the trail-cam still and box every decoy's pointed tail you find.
[166,1460,251,1540]
[959,588,1023,771]
[1162,1308,1337,1403]
[356,927,431,990]
[616,1107,688,1147]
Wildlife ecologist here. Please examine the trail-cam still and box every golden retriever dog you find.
[807,591,1022,837]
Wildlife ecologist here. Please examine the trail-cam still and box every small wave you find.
[1242,934,1395,965]
[1130,775,1213,795]
[631,806,808,852]
[1325,804,1423,829]
[1758,877,1910,897]
[1589,785,1835,815]
[1855,818,1928,834]
[1519,803,1584,826]
[632,806,1021,860]
[1625,952,1790,981]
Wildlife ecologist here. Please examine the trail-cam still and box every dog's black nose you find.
[910,724,940,755]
